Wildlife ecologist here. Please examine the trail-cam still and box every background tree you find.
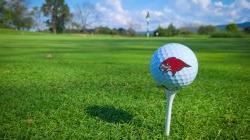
[166,23,177,36]
[0,0,6,27]
[154,26,166,36]
[117,28,127,35]
[244,26,250,34]
[42,0,70,33]
[127,27,136,36]
[178,28,193,35]
[71,22,82,31]
[0,0,33,30]
[126,22,136,36]
[94,26,113,34]
[75,2,98,32]
[198,25,215,35]
[226,23,239,32]
[64,13,77,32]
[154,24,177,37]
[31,6,44,31]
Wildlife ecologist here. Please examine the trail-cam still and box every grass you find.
[0,29,250,139]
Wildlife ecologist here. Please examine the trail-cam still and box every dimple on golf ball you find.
[150,43,198,91]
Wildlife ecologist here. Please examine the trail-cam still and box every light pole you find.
[146,11,150,37]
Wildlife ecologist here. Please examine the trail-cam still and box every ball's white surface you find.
[150,43,198,90]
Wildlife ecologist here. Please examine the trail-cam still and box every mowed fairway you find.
[0,29,250,139]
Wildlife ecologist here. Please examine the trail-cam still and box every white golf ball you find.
[150,43,198,90]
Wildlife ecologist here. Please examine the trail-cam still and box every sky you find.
[30,0,250,31]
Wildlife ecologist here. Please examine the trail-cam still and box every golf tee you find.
[165,90,176,136]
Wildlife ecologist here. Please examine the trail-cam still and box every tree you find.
[244,26,250,34]
[94,26,113,34]
[0,0,33,30]
[31,6,44,31]
[178,28,193,35]
[75,2,98,32]
[198,25,215,35]
[117,28,127,35]
[42,0,70,33]
[226,23,239,32]
[127,27,136,36]
[154,24,177,37]
[154,26,166,36]
[166,23,177,36]
[0,0,7,27]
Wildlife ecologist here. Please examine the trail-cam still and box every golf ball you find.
[150,43,198,90]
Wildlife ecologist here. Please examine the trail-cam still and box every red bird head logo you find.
[159,57,191,76]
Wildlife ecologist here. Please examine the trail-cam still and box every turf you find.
[0,29,250,139]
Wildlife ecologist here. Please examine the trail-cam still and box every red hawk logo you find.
[159,57,191,76]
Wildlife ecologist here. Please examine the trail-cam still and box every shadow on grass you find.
[85,105,133,123]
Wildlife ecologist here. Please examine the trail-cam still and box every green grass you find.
[0,29,250,139]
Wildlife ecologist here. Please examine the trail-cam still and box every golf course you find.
[0,29,249,139]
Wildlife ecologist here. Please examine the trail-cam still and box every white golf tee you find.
[165,90,176,136]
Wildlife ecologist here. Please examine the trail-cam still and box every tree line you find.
[0,0,136,35]
[154,23,250,37]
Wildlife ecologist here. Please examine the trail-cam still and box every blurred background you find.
[0,0,250,36]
